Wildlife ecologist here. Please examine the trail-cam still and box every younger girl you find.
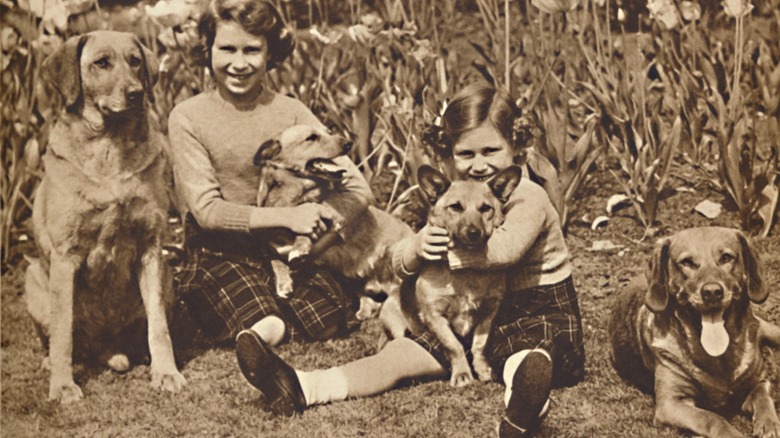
[168,0,372,350]
[235,82,586,437]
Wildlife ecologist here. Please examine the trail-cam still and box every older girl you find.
[235,82,586,437]
[168,0,372,349]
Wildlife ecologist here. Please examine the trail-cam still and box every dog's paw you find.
[356,296,382,321]
[449,360,474,388]
[473,357,493,382]
[449,370,474,388]
[151,369,187,393]
[49,381,83,404]
[754,415,780,438]
[275,276,294,299]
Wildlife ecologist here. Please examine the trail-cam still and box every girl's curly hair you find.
[194,0,294,71]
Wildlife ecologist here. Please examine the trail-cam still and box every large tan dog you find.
[609,227,780,437]
[253,124,414,322]
[25,31,185,403]
[400,165,522,387]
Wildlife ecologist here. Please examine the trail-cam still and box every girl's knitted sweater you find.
[168,90,372,234]
[392,178,572,292]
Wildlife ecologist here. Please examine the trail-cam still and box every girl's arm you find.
[448,179,549,270]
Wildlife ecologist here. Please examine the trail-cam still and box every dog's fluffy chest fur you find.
[416,265,504,337]
[640,306,766,410]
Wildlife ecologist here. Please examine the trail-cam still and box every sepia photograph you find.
[1,0,779,436]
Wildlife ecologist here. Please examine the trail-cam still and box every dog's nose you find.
[126,88,144,105]
[466,227,483,243]
[701,283,724,303]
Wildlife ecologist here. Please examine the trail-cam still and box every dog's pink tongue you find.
[700,310,729,357]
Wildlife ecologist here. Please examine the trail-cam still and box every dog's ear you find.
[737,231,766,303]
[417,165,450,204]
[42,34,89,108]
[645,237,671,313]
[254,139,282,166]
[488,165,523,203]
[135,38,159,104]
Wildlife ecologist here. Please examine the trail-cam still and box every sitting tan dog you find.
[253,124,413,325]
[610,227,780,437]
[401,165,522,387]
[25,31,185,403]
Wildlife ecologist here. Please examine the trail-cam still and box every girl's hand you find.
[286,203,343,239]
[412,224,449,261]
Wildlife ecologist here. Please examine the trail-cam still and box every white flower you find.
[348,24,375,45]
[647,0,679,30]
[722,0,753,17]
[617,7,626,22]
[680,1,701,21]
[144,0,193,28]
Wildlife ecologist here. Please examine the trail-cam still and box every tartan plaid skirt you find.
[412,276,585,388]
[174,217,358,344]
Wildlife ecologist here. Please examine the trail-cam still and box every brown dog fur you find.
[400,165,523,387]
[253,124,414,323]
[609,227,780,437]
[25,31,185,403]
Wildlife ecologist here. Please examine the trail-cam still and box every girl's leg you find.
[499,349,553,438]
[249,315,286,347]
[235,331,445,416]
[298,337,446,404]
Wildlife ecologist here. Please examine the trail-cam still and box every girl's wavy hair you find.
[420,82,530,165]
[194,0,294,71]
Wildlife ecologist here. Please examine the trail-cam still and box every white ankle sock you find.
[295,367,349,406]
[502,349,552,406]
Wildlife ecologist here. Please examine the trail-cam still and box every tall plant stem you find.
[730,14,744,120]
[505,0,510,91]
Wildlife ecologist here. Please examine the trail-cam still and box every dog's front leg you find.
[424,312,472,387]
[744,380,780,438]
[471,299,501,382]
[139,248,186,393]
[288,235,313,264]
[47,252,83,403]
[270,260,294,298]
[654,367,744,438]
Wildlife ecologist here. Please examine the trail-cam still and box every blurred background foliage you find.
[2,0,779,260]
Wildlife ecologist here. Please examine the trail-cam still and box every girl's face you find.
[211,21,268,104]
[449,121,514,181]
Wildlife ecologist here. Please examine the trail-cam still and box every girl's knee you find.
[250,315,286,346]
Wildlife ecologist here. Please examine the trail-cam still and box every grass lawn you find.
[2,165,779,437]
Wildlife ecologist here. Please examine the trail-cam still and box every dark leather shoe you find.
[498,350,553,438]
[235,330,306,416]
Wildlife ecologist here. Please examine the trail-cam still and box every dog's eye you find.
[128,55,142,67]
[94,57,109,68]
[447,203,464,213]
[478,204,493,214]
[679,257,698,269]
[306,134,319,142]
[719,252,735,264]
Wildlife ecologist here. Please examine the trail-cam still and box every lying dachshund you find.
[25,31,185,403]
[610,227,780,437]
